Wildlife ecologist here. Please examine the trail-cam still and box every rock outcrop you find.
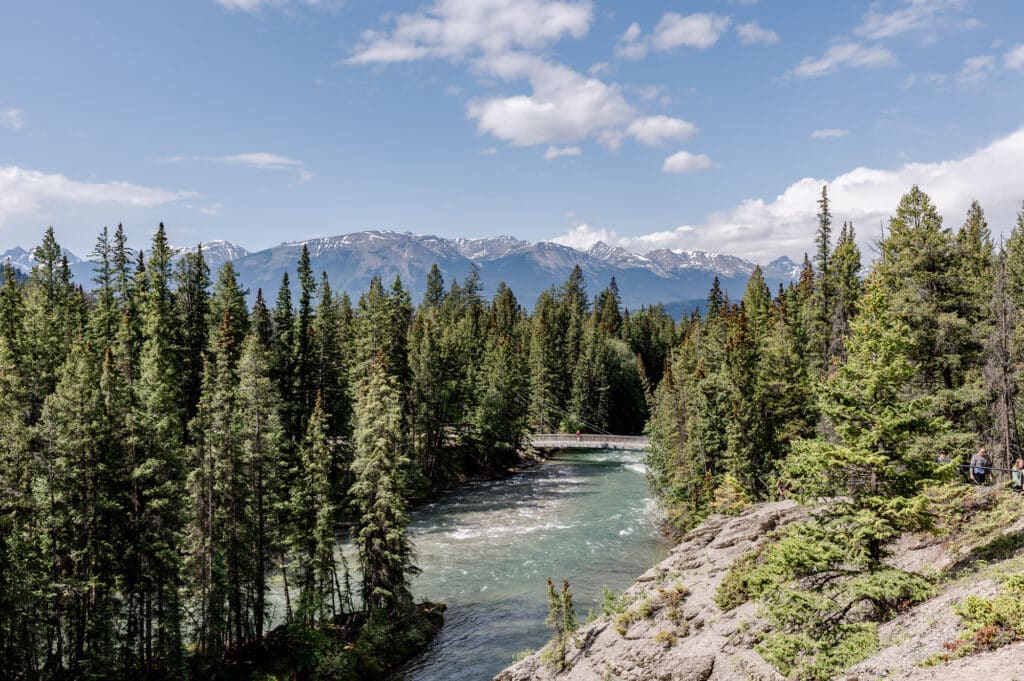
[495,501,806,681]
[496,490,1024,681]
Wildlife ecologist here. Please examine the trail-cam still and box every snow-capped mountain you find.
[2,245,83,274]
[453,235,531,261]
[586,241,664,273]
[764,256,802,282]
[645,249,757,278]
[3,231,804,315]
[173,240,250,271]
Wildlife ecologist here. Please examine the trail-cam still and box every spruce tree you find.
[756,278,943,680]
[351,354,417,616]
[233,331,287,643]
[175,247,211,433]
[132,223,187,677]
[293,395,341,624]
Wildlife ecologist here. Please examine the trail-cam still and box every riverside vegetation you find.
[0,223,667,679]
[634,185,1024,680]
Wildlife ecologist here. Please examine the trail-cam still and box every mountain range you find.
[2,230,802,315]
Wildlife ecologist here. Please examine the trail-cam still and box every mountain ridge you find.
[2,230,802,314]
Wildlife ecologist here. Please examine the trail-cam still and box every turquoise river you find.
[396,449,669,681]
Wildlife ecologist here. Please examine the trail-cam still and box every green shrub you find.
[928,574,1024,665]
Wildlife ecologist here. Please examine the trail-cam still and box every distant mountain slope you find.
[3,231,802,316]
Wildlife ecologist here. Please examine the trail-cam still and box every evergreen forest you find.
[0,221,665,679]
[648,185,1024,679]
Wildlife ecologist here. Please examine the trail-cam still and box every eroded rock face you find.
[495,489,1024,681]
[494,501,807,681]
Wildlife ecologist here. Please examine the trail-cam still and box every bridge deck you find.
[529,434,650,450]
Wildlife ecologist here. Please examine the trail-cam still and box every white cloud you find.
[477,147,498,155]
[856,0,964,40]
[614,23,647,60]
[736,21,779,45]
[346,0,593,64]
[1005,44,1024,70]
[198,202,225,216]
[169,152,313,183]
[957,55,996,84]
[346,1,702,162]
[907,54,1001,88]
[616,12,731,60]
[0,109,25,131]
[466,56,634,146]
[626,116,697,146]
[588,61,611,76]
[790,42,896,78]
[209,152,304,170]
[0,166,196,227]
[653,13,731,51]
[214,0,333,12]
[544,145,582,160]
[662,151,714,174]
[552,126,1024,262]
[810,128,850,139]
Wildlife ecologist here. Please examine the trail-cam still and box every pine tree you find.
[756,279,943,680]
[0,261,24,346]
[351,354,417,617]
[0,335,43,678]
[569,311,610,431]
[207,261,250,369]
[233,331,287,644]
[89,226,120,346]
[293,246,317,434]
[986,250,1020,472]
[527,289,562,432]
[293,395,341,624]
[131,223,187,677]
[422,264,446,310]
[176,247,211,434]
[826,223,862,364]
[272,272,297,443]
[186,315,240,664]
[808,185,834,372]
[876,186,978,455]
[22,227,80,418]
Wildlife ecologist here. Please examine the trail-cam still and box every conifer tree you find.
[293,395,341,624]
[756,279,942,680]
[207,262,249,369]
[176,247,211,433]
[0,336,42,677]
[809,185,834,372]
[233,331,287,643]
[826,223,862,364]
[527,289,561,432]
[131,223,187,676]
[876,186,978,454]
[351,354,416,616]
[986,250,1020,472]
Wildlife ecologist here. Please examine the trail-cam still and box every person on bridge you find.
[575,430,580,442]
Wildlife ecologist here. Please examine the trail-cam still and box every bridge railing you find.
[528,433,650,449]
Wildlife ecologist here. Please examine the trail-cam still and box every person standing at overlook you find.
[970,446,990,485]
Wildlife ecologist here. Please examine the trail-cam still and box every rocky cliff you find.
[495,489,1024,681]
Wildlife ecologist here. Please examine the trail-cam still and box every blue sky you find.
[1,0,1023,262]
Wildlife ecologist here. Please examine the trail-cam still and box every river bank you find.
[496,487,1024,681]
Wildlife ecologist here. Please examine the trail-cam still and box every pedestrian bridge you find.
[529,433,650,450]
